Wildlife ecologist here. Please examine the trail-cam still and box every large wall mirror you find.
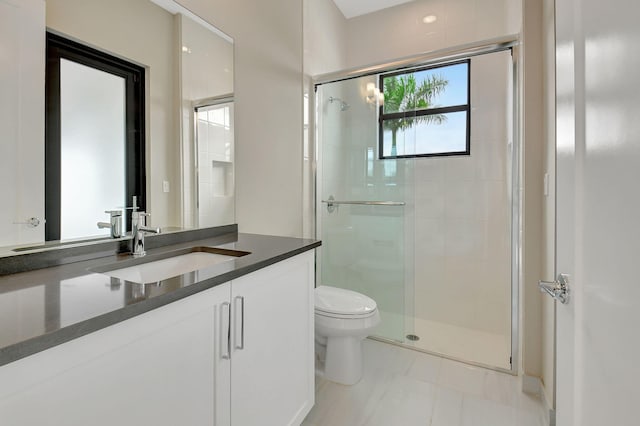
[0,0,234,250]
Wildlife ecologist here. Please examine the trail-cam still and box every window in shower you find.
[379,60,470,159]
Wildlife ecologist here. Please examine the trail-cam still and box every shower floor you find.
[376,310,511,370]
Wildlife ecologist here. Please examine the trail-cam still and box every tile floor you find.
[302,339,546,426]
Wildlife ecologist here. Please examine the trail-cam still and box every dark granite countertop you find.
[0,231,320,367]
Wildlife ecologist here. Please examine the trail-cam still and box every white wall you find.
[0,0,45,246]
[344,0,521,68]
[521,0,544,381]
[302,0,348,238]
[304,0,348,76]
[47,0,179,229]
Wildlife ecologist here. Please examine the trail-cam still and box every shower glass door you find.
[316,76,415,343]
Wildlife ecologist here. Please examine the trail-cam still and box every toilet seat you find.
[315,309,378,319]
[314,286,378,318]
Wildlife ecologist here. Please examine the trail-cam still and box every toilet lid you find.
[314,286,377,316]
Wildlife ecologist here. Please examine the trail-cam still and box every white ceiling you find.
[332,0,415,19]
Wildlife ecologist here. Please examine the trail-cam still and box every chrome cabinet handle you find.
[539,274,570,304]
[234,296,245,350]
[220,302,231,359]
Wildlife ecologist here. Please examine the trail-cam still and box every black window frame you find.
[45,32,145,241]
[378,59,471,160]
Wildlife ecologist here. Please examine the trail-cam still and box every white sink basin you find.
[94,247,250,284]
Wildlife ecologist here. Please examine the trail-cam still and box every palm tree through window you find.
[378,60,470,159]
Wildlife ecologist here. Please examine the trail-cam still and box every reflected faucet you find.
[131,210,160,257]
[97,210,123,238]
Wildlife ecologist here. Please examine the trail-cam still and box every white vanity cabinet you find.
[0,251,315,426]
[230,251,315,426]
[0,282,231,426]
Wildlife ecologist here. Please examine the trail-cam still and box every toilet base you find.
[322,336,364,385]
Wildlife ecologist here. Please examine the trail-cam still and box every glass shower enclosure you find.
[315,49,516,371]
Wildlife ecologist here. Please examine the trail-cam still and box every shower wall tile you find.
[414,159,445,182]
[444,156,477,182]
[415,219,446,257]
[474,141,508,181]
[414,184,446,219]
[471,108,509,142]
[443,181,480,220]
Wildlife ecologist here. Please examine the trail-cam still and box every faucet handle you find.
[104,210,122,217]
[118,195,141,212]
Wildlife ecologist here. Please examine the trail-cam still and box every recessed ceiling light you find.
[422,15,437,24]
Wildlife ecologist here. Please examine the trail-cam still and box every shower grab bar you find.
[321,200,405,206]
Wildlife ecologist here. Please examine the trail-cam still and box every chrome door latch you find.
[538,274,570,304]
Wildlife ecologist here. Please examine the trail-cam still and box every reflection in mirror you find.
[195,101,234,227]
[0,0,234,252]
[177,10,235,229]
[45,33,146,241]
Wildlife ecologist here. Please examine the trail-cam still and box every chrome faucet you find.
[131,210,160,257]
[97,210,123,238]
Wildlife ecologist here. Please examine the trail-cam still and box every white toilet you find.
[314,285,381,385]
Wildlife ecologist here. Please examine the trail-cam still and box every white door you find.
[554,0,640,424]
[0,0,45,246]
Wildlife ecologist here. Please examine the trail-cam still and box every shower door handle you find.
[322,195,406,213]
[539,274,570,304]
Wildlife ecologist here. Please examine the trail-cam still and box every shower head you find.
[328,96,350,111]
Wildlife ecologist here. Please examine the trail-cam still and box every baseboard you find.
[522,374,542,395]
[540,380,556,426]
[523,375,556,426]
[547,407,556,426]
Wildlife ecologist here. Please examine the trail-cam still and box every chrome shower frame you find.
[311,34,522,375]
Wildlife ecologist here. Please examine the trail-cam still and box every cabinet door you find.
[231,252,315,426]
[0,283,231,426]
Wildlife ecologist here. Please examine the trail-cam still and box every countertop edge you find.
[0,238,320,367]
